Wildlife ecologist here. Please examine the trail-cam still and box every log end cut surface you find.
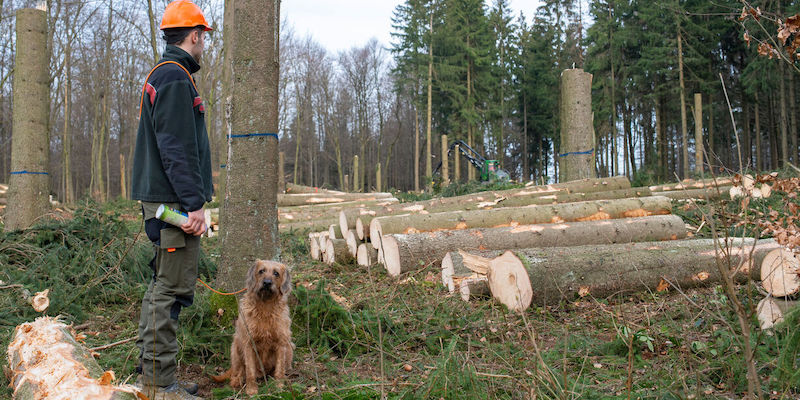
[761,248,800,297]
[487,251,533,312]
[381,235,402,277]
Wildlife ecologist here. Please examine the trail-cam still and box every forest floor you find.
[3,178,800,399]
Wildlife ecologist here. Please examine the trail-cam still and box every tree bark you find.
[372,196,672,239]
[5,9,50,232]
[217,0,281,291]
[441,134,449,187]
[380,214,686,277]
[559,69,595,182]
[7,317,141,399]
[483,238,779,312]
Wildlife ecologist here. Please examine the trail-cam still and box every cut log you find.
[653,187,732,201]
[7,317,141,399]
[372,195,672,247]
[328,224,343,240]
[285,182,345,194]
[442,250,492,293]
[357,243,378,267]
[356,217,368,240]
[648,177,733,192]
[381,214,686,277]
[757,296,797,331]
[483,238,779,312]
[324,238,353,265]
[489,187,652,208]
[523,176,630,193]
[309,232,326,261]
[345,229,359,257]
[278,192,393,207]
[279,198,399,223]
[761,248,800,297]
[279,217,340,233]
[0,183,8,190]
[458,277,491,302]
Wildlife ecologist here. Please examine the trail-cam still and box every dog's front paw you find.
[245,383,259,396]
[230,376,243,389]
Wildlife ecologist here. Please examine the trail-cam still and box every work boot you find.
[135,367,199,395]
[139,382,202,400]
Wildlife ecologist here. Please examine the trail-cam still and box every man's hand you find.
[181,209,207,236]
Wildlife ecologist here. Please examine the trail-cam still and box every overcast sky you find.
[281,1,544,54]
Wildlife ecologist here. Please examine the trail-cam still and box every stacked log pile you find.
[303,175,780,315]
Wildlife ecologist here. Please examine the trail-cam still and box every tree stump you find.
[559,69,594,182]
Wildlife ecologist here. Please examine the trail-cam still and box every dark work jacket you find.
[131,45,213,212]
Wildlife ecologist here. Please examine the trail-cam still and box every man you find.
[131,1,213,399]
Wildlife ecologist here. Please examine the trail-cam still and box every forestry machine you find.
[433,139,510,182]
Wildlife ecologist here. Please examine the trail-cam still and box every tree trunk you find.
[414,106,420,192]
[371,196,671,239]
[790,72,797,164]
[217,0,281,292]
[380,214,686,277]
[7,317,141,399]
[484,238,779,312]
[755,92,762,170]
[559,69,595,182]
[5,9,50,232]
[278,151,285,193]
[441,134,449,187]
[678,31,689,179]
[780,62,789,166]
[426,11,433,191]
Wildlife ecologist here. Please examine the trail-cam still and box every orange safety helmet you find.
[160,0,213,31]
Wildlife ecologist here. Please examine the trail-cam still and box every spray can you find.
[155,204,189,227]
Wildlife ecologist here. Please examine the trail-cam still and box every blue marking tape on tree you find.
[228,133,278,139]
[558,148,594,158]
[10,170,48,175]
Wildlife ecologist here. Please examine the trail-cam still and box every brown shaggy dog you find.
[212,260,293,396]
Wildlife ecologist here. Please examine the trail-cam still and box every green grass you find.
[3,196,800,399]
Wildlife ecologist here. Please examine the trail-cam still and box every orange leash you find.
[196,278,246,296]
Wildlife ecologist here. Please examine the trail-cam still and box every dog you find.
[212,260,293,396]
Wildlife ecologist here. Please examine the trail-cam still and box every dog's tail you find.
[210,368,232,383]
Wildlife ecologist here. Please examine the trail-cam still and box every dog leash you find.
[196,278,246,295]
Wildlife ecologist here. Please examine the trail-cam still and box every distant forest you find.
[0,0,794,200]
